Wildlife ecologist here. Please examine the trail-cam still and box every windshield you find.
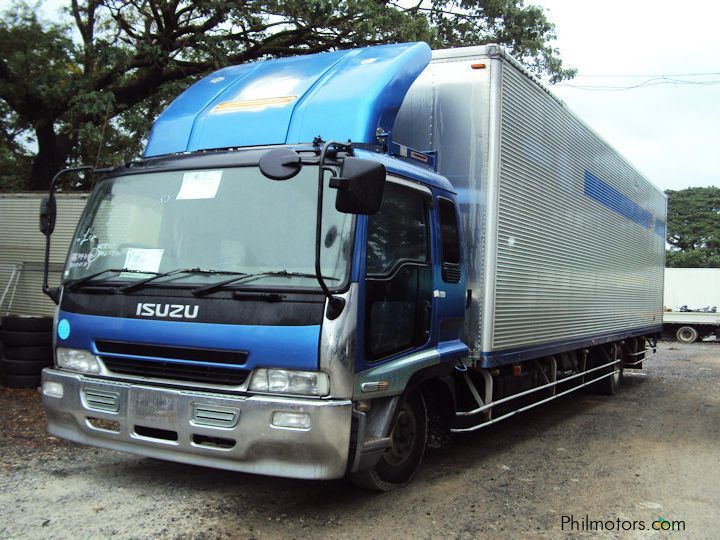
[64,165,354,290]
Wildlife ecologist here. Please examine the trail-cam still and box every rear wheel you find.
[350,390,427,491]
[676,326,698,344]
[591,344,623,396]
[597,361,623,395]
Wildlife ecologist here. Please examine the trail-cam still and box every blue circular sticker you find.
[57,319,70,340]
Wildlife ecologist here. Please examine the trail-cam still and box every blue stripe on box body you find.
[583,170,664,238]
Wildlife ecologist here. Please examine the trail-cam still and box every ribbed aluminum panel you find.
[396,45,665,356]
[0,194,87,316]
[492,60,666,351]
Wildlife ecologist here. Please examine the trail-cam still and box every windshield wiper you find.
[119,268,247,294]
[191,270,339,297]
[64,268,159,290]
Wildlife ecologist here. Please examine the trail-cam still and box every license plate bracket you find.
[128,388,179,430]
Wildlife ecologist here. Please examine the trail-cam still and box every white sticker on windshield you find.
[123,248,164,273]
[176,170,222,200]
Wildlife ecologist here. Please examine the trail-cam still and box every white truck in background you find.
[663,268,720,343]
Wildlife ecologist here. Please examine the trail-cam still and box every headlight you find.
[249,369,329,397]
[56,348,100,374]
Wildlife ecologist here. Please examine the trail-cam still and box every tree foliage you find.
[665,186,720,268]
[0,0,575,191]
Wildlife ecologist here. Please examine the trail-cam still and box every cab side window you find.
[437,197,461,283]
[365,182,432,360]
[366,184,428,274]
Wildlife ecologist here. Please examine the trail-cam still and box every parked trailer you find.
[39,43,665,490]
[663,268,720,343]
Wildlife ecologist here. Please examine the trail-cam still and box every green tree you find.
[665,186,720,268]
[0,0,575,191]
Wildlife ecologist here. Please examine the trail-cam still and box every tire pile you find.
[0,316,53,388]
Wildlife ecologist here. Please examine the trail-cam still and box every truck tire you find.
[595,364,622,395]
[0,329,52,347]
[349,390,428,491]
[0,357,51,376]
[676,326,698,344]
[0,373,41,388]
[590,344,623,396]
[2,345,53,362]
[0,316,53,332]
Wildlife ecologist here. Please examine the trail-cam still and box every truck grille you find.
[101,357,249,386]
[95,340,247,365]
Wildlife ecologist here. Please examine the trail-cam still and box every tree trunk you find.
[29,121,69,191]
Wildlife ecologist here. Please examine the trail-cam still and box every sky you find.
[9,0,720,191]
[537,0,720,191]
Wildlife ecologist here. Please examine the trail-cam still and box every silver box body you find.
[394,46,666,361]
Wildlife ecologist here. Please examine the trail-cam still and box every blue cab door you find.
[359,180,435,368]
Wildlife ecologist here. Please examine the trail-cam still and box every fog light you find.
[271,411,311,430]
[42,381,64,398]
[56,348,100,374]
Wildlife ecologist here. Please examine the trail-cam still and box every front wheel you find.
[350,390,428,491]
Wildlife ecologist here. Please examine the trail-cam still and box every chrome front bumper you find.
[41,369,352,480]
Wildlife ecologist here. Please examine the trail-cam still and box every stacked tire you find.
[0,316,54,388]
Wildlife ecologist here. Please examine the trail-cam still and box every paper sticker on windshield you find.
[176,170,222,200]
[123,248,164,273]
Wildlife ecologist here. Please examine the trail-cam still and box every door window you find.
[365,182,432,360]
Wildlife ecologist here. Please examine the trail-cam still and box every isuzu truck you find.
[39,42,665,490]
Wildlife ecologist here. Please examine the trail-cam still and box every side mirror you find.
[40,195,57,236]
[331,157,386,215]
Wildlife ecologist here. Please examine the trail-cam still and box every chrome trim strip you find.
[480,58,503,352]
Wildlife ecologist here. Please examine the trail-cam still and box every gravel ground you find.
[1,341,718,539]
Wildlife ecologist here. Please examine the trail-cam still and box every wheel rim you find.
[385,402,417,467]
[678,329,694,342]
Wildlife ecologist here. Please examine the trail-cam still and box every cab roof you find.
[144,42,431,158]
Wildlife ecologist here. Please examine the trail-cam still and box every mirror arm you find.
[316,142,350,320]
[42,166,94,304]
[328,176,349,190]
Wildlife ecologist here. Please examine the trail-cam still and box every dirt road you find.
[1,341,718,539]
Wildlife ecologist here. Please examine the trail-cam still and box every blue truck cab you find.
[40,42,468,489]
